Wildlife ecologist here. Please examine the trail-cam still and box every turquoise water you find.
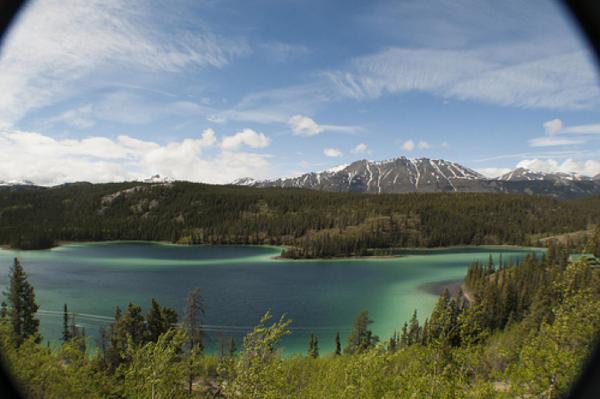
[0,242,544,354]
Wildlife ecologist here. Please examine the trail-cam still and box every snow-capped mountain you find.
[499,168,590,182]
[233,157,600,199]
[242,157,484,193]
[0,179,35,186]
[232,177,258,186]
[142,174,174,183]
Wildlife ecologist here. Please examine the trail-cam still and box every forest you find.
[1,182,600,257]
[0,229,599,398]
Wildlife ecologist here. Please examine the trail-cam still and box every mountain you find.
[235,157,600,199]
[245,157,483,193]
[594,173,600,181]
[499,167,590,182]
[142,174,174,183]
[0,179,40,192]
[0,179,35,186]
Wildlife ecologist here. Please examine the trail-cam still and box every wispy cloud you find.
[325,46,600,110]
[258,41,310,63]
[209,84,328,125]
[0,0,249,126]
[528,136,585,147]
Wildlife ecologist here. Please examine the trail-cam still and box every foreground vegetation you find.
[1,229,599,398]
[1,182,600,257]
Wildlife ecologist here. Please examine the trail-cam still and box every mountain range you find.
[2,158,599,199]
[234,157,600,199]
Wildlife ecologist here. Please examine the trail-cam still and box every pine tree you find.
[344,310,378,354]
[183,288,205,353]
[62,303,72,343]
[428,289,459,347]
[4,258,40,346]
[145,298,178,343]
[334,331,341,356]
[123,303,145,346]
[105,305,126,370]
[400,322,409,347]
[227,337,237,357]
[388,330,399,352]
[407,310,421,345]
[307,333,319,358]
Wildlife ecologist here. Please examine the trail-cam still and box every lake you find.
[0,242,544,354]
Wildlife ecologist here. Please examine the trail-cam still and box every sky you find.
[1,0,600,185]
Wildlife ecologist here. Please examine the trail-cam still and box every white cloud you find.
[0,1,249,126]
[221,128,270,150]
[323,148,343,157]
[0,128,271,185]
[476,167,512,178]
[529,118,600,147]
[516,158,600,177]
[417,140,431,149]
[543,118,563,135]
[289,115,323,136]
[288,114,363,137]
[325,46,600,110]
[402,139,415,152]
[351,143,370,154]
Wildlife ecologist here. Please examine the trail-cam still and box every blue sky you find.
[1,0,600,185]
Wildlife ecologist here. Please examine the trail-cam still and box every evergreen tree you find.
[400,322,409,347]
[334,331,341,356]
[227,336,237,357]
[4,258,40,346]
[62,303,72,343]
[307,333,319,358]
[183,288,205,353]
[427,289,459,347]
[0,301,7,319]
[122,303,145,346]
[388,330,399,352]
[105,305,126,370]
[145,298,177,343]
[407,310,421,345]
[344,310,378,354]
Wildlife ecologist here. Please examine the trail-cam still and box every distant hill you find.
[234,157,600,199]
[1,181,600,256]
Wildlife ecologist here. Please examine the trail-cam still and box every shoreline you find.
[0,239,545,261]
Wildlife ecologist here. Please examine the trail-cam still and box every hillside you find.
[1,181,600,257]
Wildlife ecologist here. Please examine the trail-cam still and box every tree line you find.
[1,182,600,257]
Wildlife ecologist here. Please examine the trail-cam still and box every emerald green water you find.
[0,243,544,354]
